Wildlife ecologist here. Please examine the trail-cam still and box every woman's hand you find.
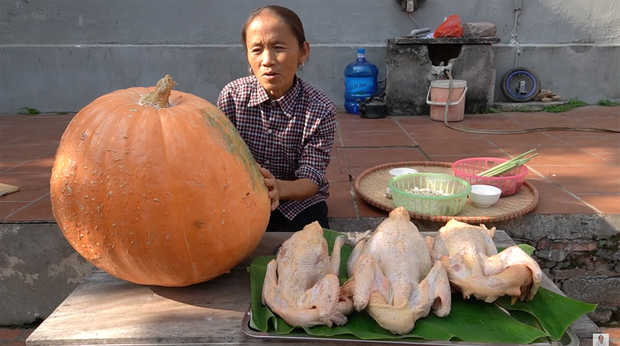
[259,166,279,211]
[258,165,319,211]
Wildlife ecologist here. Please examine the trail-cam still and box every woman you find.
[217,5,337,232]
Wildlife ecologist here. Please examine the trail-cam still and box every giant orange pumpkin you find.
[50,75,271,286]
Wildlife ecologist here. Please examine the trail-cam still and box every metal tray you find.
[241,306,579,346]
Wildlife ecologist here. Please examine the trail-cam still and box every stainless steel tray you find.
[241,306,579,346]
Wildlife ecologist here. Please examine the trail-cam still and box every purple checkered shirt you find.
[217,75,337,220]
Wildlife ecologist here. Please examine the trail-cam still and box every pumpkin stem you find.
[139,75,176,109]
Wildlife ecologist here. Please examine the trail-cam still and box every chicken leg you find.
[427,219,542,303]
[261,222,351,328]
[364,260,451,335]
[262,261,346,327]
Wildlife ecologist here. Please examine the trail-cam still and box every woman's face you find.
[245,12,309,100]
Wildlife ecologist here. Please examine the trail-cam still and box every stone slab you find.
[463,23,498,38]
[562,277,620,305]
[3,213,619,327]
[394,37,501,45]
[26,231,599,346]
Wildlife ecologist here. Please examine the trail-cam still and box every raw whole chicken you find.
[425,219,542,304]
[342,207,452,335]
[261,221,353,328]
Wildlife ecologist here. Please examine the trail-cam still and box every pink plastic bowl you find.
[451,157,528,197]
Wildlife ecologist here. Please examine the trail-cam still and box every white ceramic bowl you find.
[389,168,419,177]
[469,184,502,208]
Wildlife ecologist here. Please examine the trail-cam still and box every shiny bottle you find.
[344,48,379,115]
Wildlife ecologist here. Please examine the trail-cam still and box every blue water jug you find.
[344,48,379,115]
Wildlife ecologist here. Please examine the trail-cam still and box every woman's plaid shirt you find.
[217,75,337,220]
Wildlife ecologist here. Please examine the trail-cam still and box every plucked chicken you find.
[342,207,451,335]
[261,221,352,328]
[425,219,542,304]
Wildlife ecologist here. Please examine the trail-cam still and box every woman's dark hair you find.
[241,5,307,49]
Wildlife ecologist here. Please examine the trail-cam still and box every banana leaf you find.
[249,229,596,344]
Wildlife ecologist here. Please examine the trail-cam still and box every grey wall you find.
[493,44,620,108]
[0,0,619,113]
[517,0,619,44]
[0,223,93,326]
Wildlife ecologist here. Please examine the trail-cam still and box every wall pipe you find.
[510,0,523,68]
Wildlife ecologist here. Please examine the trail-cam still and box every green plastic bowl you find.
[388,173,471,216]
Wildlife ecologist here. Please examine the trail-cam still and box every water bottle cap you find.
[357,48,365,59]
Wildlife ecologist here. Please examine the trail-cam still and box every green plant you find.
[477,148,538,177]
[542,99,587,113]
[598,99,619,107]
[18,107,40,115]
[509,106,534,113]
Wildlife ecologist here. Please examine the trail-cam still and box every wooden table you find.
[27,231,599,346]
